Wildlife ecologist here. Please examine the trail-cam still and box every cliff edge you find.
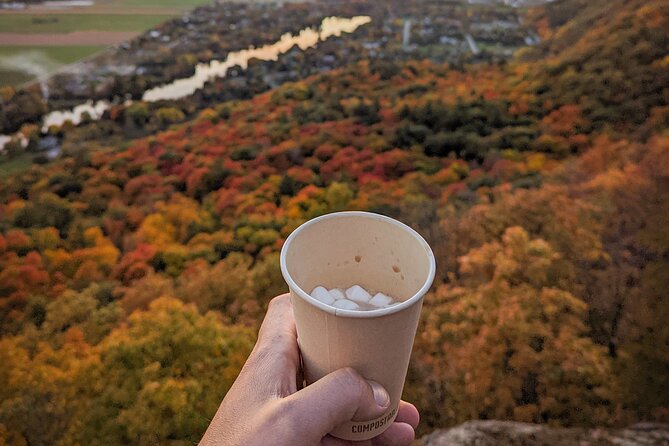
[422,421,669,445]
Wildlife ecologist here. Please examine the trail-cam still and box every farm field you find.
[0,45,105,86]
[0,152,33,179]
[0,14,173,33]
[117,0,215,8]
[0,45,106,86]
[0,0,209,87]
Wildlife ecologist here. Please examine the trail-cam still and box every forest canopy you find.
[0,0,667,444]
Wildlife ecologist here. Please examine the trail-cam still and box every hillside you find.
[0,0,668,444]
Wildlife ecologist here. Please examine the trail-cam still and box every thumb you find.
[282,367,390,438]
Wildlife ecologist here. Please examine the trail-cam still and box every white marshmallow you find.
[329,288,346,300]
[333,299,360,310]
[346,285,371,303]
[311,286,335,305]
[369,292,394,308]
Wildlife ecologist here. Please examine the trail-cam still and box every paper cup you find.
[280,211,436,441]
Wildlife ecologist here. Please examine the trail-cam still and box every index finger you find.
[256,293,297,350]
[243,294,301,398]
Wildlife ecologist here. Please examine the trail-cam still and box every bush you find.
[13,195,73,236]
[394,123,431,148]
[153,107,185,128]
[231,143,262,161]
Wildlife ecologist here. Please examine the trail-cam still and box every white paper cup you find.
[280,211,436,440]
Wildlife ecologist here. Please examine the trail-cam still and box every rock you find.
[421,421,669,446]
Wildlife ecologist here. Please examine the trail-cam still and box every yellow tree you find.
[0,329,97,446]
[63,297,254,446]
[419,227,615,427]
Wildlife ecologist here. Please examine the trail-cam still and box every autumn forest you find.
[0,0,668,444]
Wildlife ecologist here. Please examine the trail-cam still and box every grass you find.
[0,0,204,89]
[0,45,106,64]
[0,153,34,179]
[0,14,173,33]
[0,46,105,86]
[117,0,211,9]
[0,70,32,87]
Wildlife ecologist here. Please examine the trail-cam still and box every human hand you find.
[199,293,420,446]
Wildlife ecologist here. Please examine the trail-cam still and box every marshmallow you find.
[329,288,346,300]
[333,299,360,310]
[369,292,394,308]
[312,285,397,310]
[311,286,335,305]
[346,285,371,303]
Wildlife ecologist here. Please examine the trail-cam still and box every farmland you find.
[0,45,105,85]
[0,0,209,86]
[0,13,173,33]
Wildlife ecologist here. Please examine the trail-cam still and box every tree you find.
[152,107,186,129]
[63,298,254,445]
[0,86,46,134]
[176,254,257,322]
[39,284,121,347]
[0,329,96,446]
[12,194,73,237]
[418,227,615,428]
[124,103,150,128]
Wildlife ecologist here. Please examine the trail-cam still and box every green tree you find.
[125,103,150,128]
[153,107,185,129]
[38,285,121,347]
[13,194,73,237]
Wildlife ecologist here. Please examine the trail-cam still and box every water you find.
[42,99,111,130]
[0,16,371,151]
[142,16,371,101]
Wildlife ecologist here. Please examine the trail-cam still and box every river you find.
[0,15,371,151]
[143,16,371,102]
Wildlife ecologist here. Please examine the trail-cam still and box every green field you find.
[118,0,210,8]
[0,14,173,33]
[0,46,106,64]
[0,0,212,88]
[0,70,32,86]
[0,153,34,179]
[0,46,105,86]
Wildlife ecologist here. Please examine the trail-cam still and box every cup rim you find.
[280,211,436,318]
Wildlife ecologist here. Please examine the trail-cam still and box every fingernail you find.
[368,380,390,408]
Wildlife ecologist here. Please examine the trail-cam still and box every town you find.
[1,0,546,159]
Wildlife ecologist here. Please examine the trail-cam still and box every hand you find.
[200,294,420,446]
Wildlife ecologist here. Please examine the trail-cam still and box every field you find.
[0,152,33,179]
[0,45,106,86]
[0,14,173,33]
[0,0,210,87]
[117,0,213,8]
[0,69,30,86]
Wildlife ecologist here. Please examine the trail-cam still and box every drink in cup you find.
[280,211,436,440]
